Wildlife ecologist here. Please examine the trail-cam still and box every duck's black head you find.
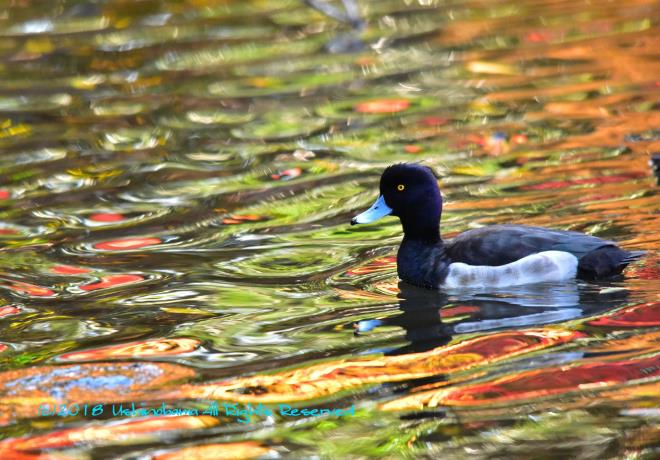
[351,163,442,242]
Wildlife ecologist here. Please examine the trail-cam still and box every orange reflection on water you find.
[0,305,21,317]
[175,329,580,403]
[345,257,397,276]
[0,416,217,457]
[94,237,162,251]
[79,274,145,291]
[6,281,55,297]
[586,330,660,355]
[50,265,92,275]
[58,338,201,361]
[0,362,196,425]
[355,99,410,114]
[153,441,272,460]
[381,356,660,411]
[587,302,660,328]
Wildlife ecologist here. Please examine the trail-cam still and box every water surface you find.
[0,0,658,458]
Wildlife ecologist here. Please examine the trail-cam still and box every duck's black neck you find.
[397,190,443,243]
[402,224,441,243]
[400,215,442,244]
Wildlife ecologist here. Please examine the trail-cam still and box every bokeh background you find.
[0,0,658,458]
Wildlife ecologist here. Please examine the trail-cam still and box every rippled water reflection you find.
[0,0,658,458]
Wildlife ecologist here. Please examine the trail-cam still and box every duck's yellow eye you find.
[397,184,405,191]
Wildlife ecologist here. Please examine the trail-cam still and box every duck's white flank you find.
[441,250,578,289]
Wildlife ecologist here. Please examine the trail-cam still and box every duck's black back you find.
[444,224,641,279]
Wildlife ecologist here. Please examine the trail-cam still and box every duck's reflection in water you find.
[356,281,630,355]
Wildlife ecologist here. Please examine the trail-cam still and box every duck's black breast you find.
[397,238,451,289]
[444,224,639,278]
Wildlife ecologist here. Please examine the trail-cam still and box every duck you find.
[350,163,644,289]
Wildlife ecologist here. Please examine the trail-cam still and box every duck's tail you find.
[578,247,645,279]
[622,250,646,264]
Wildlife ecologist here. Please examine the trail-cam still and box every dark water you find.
[0,0,658,458]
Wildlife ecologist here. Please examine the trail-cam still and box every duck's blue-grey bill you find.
[351,195,392,225]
